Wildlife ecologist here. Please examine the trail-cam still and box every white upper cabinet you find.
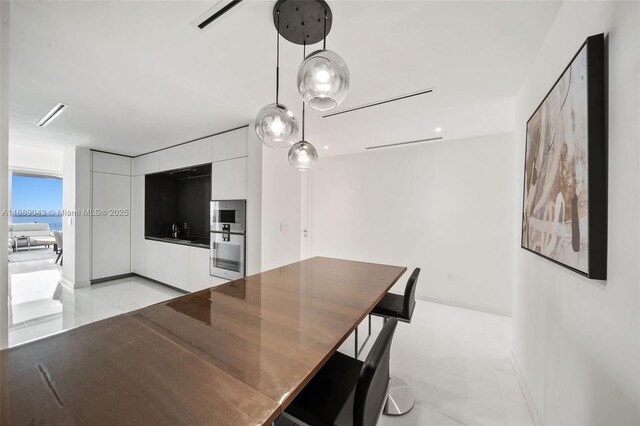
[132,154,153,176]
[132,145,190,176]
[211,157,247,200]
[156,144,189,172]
[132,127,248,176]
[92,151,131,175]
[212,127,248,162]
[188,137,213,166]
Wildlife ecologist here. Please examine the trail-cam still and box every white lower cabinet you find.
[189,246,212,292]
[211,276,231,287]
[144,240,190,291]
[189,246,229,292]
[143,241,228,293]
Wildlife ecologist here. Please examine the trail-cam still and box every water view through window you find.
[11,174,63,231]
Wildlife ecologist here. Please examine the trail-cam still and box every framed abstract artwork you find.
[521,33,607,280]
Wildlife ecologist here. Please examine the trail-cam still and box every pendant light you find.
[297,10,350,111]
[289,103,319,171]
[289,43,319,171]
[255,10,299,148]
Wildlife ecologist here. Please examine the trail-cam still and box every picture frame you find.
[521,33,607,280]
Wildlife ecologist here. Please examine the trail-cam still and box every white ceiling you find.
[9,0,561,157]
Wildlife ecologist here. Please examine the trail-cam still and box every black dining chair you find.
[53,230,63,266]
[281,318,398,426]
[369,267,420,416]
[371,268,420,323]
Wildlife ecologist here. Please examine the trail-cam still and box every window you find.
[11,174,63,230]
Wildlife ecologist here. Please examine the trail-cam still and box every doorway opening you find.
[8,173,63,346]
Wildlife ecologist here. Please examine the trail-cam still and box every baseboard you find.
[91,273,135,284]
[86,273,189,295]
[510,350,543,426]
[418,296,512,317]
[132,273,189,295]
[61,278,90,289]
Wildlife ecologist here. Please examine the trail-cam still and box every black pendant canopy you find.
[273,0,333,45]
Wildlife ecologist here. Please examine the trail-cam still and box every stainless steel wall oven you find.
[210,200,246,280]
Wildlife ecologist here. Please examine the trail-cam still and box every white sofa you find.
[9,223,56,251]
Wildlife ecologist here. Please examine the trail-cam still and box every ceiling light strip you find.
[36,103,68,127]
[366,136,443,150]
[134,124,249,158]
[198,0,244,29]
[322,88,435,118]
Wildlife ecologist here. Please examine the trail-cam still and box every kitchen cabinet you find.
[156,144,189,172]
[211,157,247,200]
[132,154,153,176]
[144,239,190,291]
[132,145,190,176]
[188,137,213,166]
[128,125,255,291]
[210,275,231,288]
[132,126,247,176]
[189,246,211,292]
[131,175,145,276]
[92,151,131,175]
[212,127,247,162]
[91,172,131,280]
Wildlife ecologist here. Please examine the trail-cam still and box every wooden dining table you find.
[0,257,406,425]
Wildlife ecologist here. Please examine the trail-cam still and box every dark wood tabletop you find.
[0,257,406,425]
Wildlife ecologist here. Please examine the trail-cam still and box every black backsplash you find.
[177,175,210,237]
[145,164,211,239]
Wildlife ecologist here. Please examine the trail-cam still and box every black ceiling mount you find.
[273,0,333,46]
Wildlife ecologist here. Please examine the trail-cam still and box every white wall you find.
[260,143,302,272]
[246,126,263,275]
[309,133,515,316]
[9,144,63,176]
[512,2,640,424]
[0,0,9,349]
[62,146,91,287]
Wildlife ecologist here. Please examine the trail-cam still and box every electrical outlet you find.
[447,273,453,282]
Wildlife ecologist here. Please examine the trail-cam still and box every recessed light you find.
[36,103,69,127]
[324,146,330,150]
[435,127,442,133]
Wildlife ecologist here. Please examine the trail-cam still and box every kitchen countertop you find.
[145,235,209,249]
[0,257,406,426]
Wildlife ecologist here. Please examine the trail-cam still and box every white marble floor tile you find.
[8,260,183,346]
[339,301,533,426]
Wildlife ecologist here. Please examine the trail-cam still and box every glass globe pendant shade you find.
[297,50,350,112]
[288,140,319,171]
[255,103,299,148]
